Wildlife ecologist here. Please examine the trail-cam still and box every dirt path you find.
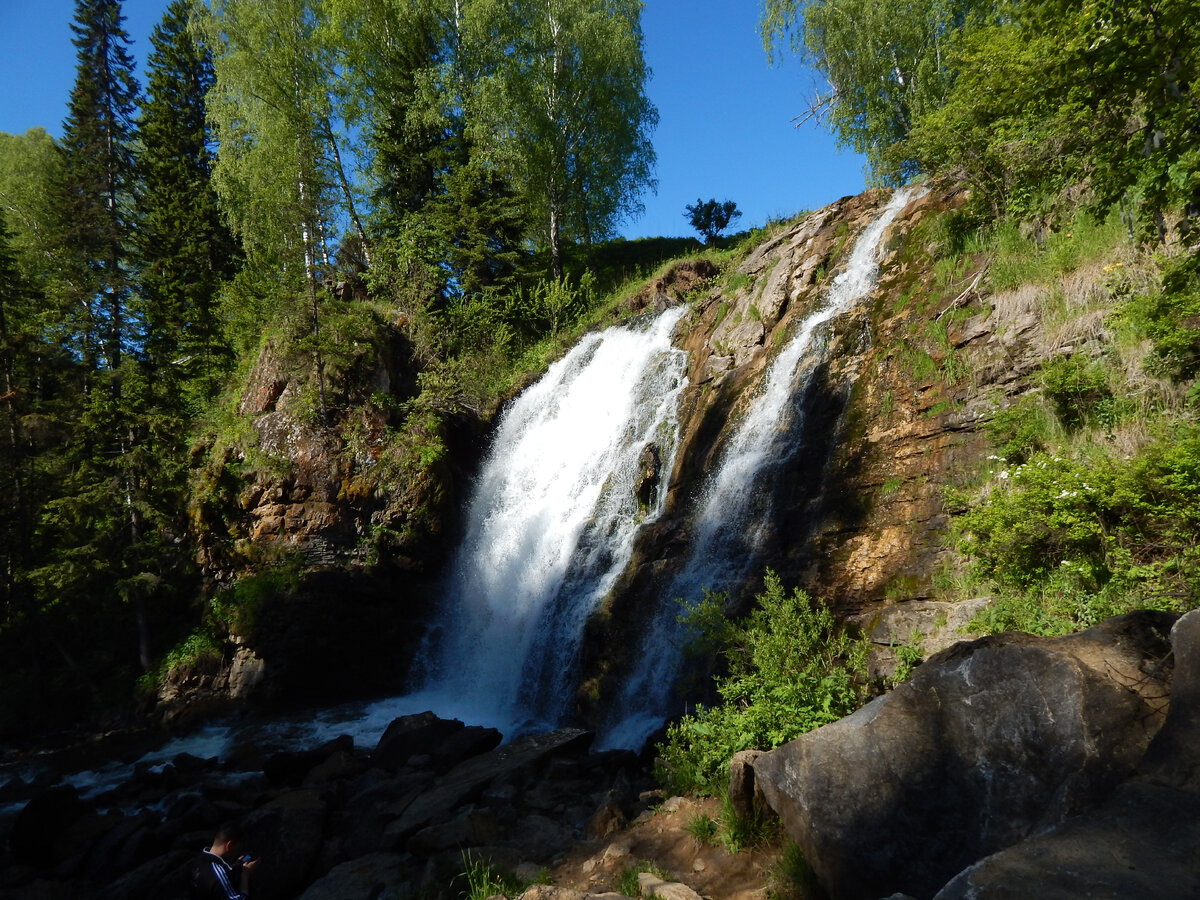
[544,795,784,900]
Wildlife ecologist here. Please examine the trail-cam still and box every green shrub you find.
[1123,254,1200,382]
[1037,354,1114,429]
[959,428,1200,634]
[983,395,1055,464]
[655,571,869,796]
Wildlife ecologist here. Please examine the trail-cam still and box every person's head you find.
[209,823,244,858]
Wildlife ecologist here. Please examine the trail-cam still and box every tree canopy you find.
[762,0,1200,235]
[684,198,742,245]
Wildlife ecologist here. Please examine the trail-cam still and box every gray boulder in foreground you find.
[933,608,1200,900]
[750,610,1178,900]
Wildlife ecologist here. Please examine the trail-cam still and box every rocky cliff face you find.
[575,183,1007,717]
[180,310,481,714]
[197,177,1122,719]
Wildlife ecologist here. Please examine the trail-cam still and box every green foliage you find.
[54,0,141,368]
[983,395,1056,465]
[161,629,223,678]
[1123,253,1200,381]
[616,862,673,898]
[902,18,1093,219]
[656,571,869,796]
[684,812,719,845]
[685,198,743,245]
[465,0,658,278]
[210,556,303,637]
[0,128,62,288]
[137,0,238,401]
[890,632,924,685]
[717,791,777,853]
[512,272,597,338]
[985,213,1128,294]
[768,840,827,900]
[457,851,525,900]
[760,0,992,181]
[1037,355,1114,430]
[959,431,1200,635]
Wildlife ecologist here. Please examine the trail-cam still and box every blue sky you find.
[0,0,866,240]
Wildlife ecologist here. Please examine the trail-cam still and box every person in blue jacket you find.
[189,824,260,900]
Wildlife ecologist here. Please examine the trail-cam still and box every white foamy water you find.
[412,304,691,738]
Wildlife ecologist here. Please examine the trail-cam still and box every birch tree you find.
[466,0,657,280]
[760,0,991,181]
[199,0,363,420]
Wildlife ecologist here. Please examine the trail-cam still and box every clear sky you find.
[0,0,867,241]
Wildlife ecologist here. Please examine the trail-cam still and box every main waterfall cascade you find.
[411,304,691,737]
[601,186,920,747]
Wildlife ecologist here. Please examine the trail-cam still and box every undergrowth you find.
[936,220,1200,634]
[655,571,869,797]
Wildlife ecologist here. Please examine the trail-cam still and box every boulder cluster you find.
[0,713,656,899]
[741,608,1200,899]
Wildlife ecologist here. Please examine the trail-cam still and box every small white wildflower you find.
[998,471,1009,480]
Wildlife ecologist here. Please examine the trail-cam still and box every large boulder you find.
[371,712,500,772]
[931,781,1200,899]
[931,609,1200,900]
[750,611,1177,900]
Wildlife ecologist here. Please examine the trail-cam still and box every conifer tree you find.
[54,0,141,369]
[138,0,237,400]
[0,216,27,618]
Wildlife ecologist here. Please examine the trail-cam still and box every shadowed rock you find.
[932,609,1200,900]
[750,611,1176,900]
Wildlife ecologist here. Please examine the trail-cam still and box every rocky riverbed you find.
[5,608,1200,900]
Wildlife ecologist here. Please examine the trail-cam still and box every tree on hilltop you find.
[685,198,741,245]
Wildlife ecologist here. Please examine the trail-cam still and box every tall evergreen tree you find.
[138,0,237,400]
[55,0,141,369]
[0,216,27,623]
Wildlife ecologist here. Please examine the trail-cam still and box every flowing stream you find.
[600,186,918,747]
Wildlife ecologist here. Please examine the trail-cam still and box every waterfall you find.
[411,304,690,738]
[599,186,918,748]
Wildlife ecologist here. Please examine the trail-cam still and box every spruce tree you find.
[55,0,141,369]
[0,216,26,619]
[40,0,193,689]
[138,0,237,401]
